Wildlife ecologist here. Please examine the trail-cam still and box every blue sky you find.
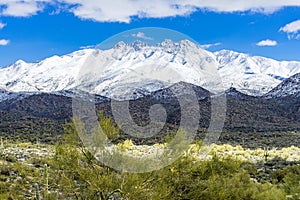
[0,1,300,67]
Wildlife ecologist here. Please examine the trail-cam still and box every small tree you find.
[98,111,120,141]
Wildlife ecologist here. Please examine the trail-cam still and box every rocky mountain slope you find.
[265,73,300,98]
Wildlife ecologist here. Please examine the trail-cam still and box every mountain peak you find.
[129,40,148,50]
[8,59,30,73]
[179,39,199,48]
[12,60,28,68]
[112,39,199,52]
[150,81,210,100]
[158,39,176,48]
[113,40,148,51]
[113,41,127,49]
[215,49,249,59]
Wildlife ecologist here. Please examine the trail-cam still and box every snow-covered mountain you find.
[0,89,9,102]
[215,50,300,95]
[0,50,95,92]
[264,73,300,98]
[1,40,300,100]
[75,40,222,100]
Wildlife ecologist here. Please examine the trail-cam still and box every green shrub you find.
[5,155,17,163]
[117,139,134,151]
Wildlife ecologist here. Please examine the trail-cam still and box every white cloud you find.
[256,39,278,47]
[279,19,300,40]
[80,44,95,49]
[131,32,153,40]
[0,39,10,46]
[280,20,300,33]
[0,1,50,17]
[200,42,222,49]
[0,1,300,21]
[0,22,6,29]
[56,0,300,22]
[57,0,195,23]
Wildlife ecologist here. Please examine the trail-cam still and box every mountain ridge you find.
[1,40,300,100]
[265,73,300,98]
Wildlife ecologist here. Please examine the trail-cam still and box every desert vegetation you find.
[0,116,299,199]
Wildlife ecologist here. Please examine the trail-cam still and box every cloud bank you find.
[0,1,299,22]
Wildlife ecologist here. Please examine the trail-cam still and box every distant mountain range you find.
[0,79,299,147]
[1,39,300,101]
[0,40,300,147]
